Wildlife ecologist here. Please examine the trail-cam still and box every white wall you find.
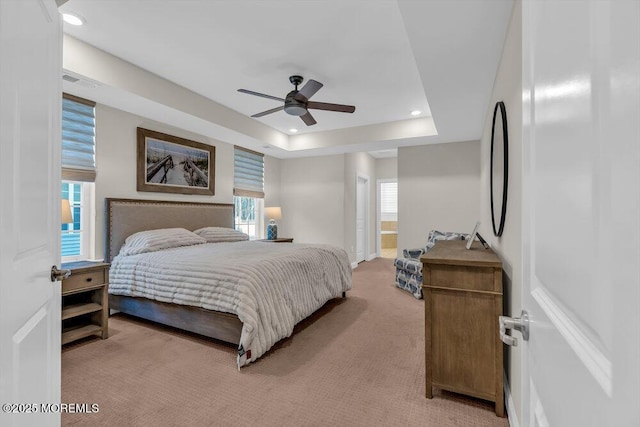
[278,155,346,249]
[479,1,522,422]
[397,141,481,255]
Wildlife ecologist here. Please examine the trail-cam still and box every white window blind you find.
[62,93,96,182]
[381,181,397,213]
[234,146,264,198]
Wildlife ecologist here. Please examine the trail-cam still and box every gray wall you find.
[375,157,397,181]
[277,152,378,264]
[278,155,346,249]
[479,1,522,421]
[93,103,280,260]
[92,102,379,265]
[397,141,481,255]
[263,155,281,209]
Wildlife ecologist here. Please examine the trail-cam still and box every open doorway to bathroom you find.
[377,179,397,258]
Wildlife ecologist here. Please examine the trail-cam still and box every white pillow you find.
[119,228,206,256]
[193,227,249,243]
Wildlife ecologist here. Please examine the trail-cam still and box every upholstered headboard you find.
[105,198,234,262]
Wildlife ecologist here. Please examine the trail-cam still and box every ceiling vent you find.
[62,74,79,83]
[61,72,100,89]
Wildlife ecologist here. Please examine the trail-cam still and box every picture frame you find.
[466,222,480,250]
[466,221,489,250]
[137,128,215,196]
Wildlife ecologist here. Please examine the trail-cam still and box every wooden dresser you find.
[420,240,504,417]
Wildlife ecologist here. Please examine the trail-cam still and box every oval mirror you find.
[490,101,508,237]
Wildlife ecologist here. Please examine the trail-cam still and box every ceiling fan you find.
[238,75,356,126]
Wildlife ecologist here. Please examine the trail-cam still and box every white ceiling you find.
[59,0,513,159]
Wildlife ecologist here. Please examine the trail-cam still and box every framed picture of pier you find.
[137,127,215,196]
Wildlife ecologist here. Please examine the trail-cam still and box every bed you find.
[105,198,352,368]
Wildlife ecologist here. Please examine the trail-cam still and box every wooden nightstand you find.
[61,261,110,345]
[258,238,294,243]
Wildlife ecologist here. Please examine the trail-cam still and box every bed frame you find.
[105,198,243,344]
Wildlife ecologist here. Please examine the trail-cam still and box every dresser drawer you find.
[62,269,106,294]
[427,264,499,293]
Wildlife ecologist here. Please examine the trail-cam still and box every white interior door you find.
[0,0,62,426]
[521,1,639,426]
[356,175,368,263]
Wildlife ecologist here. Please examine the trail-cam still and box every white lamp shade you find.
[61,199,73,224]
[265,206,282,220]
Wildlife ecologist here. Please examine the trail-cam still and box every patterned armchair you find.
[394,230,469,299]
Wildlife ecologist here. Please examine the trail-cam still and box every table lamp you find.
[61,199,73,224]
[265,207,282,240]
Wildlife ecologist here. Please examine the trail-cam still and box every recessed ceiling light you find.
[410,110,422,116]
[289,128,298,133]
[62,13,85,26]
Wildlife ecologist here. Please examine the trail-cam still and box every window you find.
[61,94,96,261]
[380,181,397,221]
[61,181,92,260]
[234,196,264,239]
[234,147,264,239]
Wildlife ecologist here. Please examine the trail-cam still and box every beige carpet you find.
[62,258,509,427]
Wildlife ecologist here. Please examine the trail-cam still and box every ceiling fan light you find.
[284,104,307,116]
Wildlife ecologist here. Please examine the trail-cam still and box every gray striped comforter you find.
[109,241,352,367]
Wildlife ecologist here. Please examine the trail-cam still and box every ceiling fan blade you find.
[307,101,355,113]
[238,89,285,103]
[300,111,317,126]
[294,79,323,101]
[251,106,284,118]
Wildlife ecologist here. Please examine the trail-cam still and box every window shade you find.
[234,146,264,198]
[62,93,96,182]
[380,181,397,213]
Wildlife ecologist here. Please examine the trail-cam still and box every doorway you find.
[377,179,397,258]
[355,174,369,263]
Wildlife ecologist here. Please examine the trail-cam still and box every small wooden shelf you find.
[61,261,110,346]
[62,283,107,296]
[62,302,103,320]
[62,324,103,345]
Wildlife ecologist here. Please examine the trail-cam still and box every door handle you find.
[499,310,529,346]
[50,265,71,282]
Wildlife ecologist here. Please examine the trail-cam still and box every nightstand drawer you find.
[62,269,106,294]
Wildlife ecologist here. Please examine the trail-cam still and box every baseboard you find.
[504,371,520,427]
[352,254,376,269]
